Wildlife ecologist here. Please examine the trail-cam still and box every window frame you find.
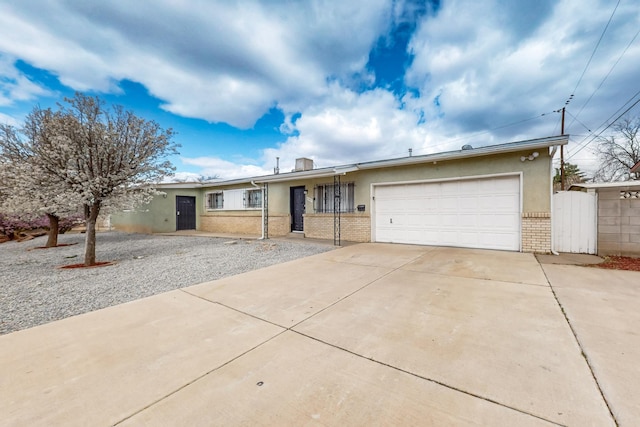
[314,182,355,213]
[244,189,262,209]
[205,191,224,210]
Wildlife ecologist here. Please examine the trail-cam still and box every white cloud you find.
[165,172,204,183]
[0,0,390,128]
[262,84,430,170]
[0,112,19,126]
[0,54,51,107]
[400,0,640,176]
[1,0,638,181]
[180,156,270,180]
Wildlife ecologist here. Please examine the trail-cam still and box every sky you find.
[0,0,639,181]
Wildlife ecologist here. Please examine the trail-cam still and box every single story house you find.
[112,135,569,253]
[568,181,640,256]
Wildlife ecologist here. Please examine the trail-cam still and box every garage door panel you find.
[441,215,459,226]
[440,198,459,211]
[485,194,519,209]
[459,231,481,246]
[374,176,520,251]
[439,230,460,245]
[422,214,440,226]
[479,232,518,250]
[458,214,479,227]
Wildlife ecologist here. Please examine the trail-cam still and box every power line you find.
[569,87,640,157]
[567,90,640,160]
[565,110,591,133]
[565,0,621,106]
[401,111,557,157]
[569,23,640,128]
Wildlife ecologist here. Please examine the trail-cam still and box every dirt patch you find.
[588,256,640,272]
[30,243,79,250]
[59,261,115,269]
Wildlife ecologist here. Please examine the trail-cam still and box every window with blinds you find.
[314,182,355,213]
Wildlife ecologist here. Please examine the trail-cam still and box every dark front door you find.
[290,186,305,232]
[176,196,196,230]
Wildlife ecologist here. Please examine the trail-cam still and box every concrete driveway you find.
[0,243,635,426]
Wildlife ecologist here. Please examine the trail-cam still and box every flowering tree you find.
[1,93,178,265]
[0,118,82,247]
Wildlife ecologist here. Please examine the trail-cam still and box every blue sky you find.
[1,0,639,180]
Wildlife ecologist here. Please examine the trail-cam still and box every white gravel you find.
[0,231,335,335]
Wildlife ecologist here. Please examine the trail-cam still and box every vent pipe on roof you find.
[274,157,280,174]
[409,148,413,157]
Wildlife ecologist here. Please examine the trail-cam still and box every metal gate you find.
[553,191,597,254]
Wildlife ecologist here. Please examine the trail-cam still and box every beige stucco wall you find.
[111,188,203,233]
[354,151,551,214]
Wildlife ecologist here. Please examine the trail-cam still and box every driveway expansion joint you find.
[113,319,287,425]
[539,265,620,427]
[291,330,565,426]
[179,258,564,425]
[399,267,551,288]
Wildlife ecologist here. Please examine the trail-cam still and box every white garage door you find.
[374,175,521,251]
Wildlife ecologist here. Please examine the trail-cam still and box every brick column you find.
[521,212,551,253]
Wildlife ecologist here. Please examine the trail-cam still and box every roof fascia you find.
[355,135,569,171]
[202,135,569,187]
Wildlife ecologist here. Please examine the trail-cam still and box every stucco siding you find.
[351,150,551,214]
[111,188,202,233]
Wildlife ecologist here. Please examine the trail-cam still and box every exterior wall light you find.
[520,151,539,162]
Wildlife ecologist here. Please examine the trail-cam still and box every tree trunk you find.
[84,201,101,266]
[46,213,59,247]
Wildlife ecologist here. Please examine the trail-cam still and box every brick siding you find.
[304,213,371,242]
[200,213,289,237]
[521,212,551,253]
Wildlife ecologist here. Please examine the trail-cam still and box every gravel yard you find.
[0,231,335,335]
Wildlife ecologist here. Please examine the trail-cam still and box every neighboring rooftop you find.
[569,181,640,191]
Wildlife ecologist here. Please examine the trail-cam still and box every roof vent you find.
[294,157,314,172]
[461,144,473,150]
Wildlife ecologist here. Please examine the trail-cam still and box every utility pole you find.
[560,107,565,191]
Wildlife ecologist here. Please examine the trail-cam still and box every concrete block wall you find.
[521,212,551,253]
[597,189,640,256]
[303,213,371,242]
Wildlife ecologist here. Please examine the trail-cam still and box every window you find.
[205,188,262,210]
[244,189,262,208]
[206,192,223,209]
[315,182,355,213]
